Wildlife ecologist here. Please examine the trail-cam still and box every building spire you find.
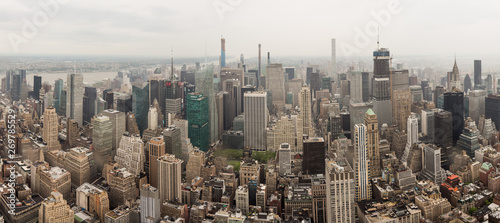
[377,27,380,50]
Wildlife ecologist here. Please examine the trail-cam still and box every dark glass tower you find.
[435,110,452,169]
[187,92,209,151]
[303,137,326,175]
[33,75,42,100]
[485,94,500,131]
[132,82,149,135]
[83,87,97,124]
[474,60,482,88]
[443,92,464,145]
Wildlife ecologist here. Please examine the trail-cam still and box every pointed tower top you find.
[366,108,375,116]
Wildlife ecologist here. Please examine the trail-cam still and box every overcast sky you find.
[1,0,499,59]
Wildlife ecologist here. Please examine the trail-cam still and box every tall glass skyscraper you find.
[66,73,84,125]
[54,79,64,114]
[133,82,149,135]
[187,92,209,151]
[195,65,218,143]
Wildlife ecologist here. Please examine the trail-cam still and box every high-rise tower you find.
[364,109,380,177]
[43,106,61,151]
[66,73,84,125]
[474,60,482,89]
[354,124,371,201]
[221,38,226,68]
[244,91,268,151]
[372,48,392,126]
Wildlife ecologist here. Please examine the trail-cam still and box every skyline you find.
[1,0,500,58]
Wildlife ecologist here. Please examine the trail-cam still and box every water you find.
[1,71,119,87]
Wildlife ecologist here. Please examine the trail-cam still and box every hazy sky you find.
[1,0,499,59]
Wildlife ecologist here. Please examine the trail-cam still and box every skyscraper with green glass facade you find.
[187,92,209,151]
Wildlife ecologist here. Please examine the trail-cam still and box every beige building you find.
[186,149,205,183]
[326,157,355,223]
[239,160,260,186]
[235,186,249,214]
[158,153,183,202]
[115,132,144,176]
[39,166,71,200]
[108,167,137,208]
[299,86,312,136]
[76,182,110,222]
[42,106,60,151]
[269,116,297,152]
[392,90,412,132]
[149,137,165,188]
[415,193,452,222]
[64,147,91,187]
[266,63,286,109]
[39,191,74,223]
[364,109,381,178]
[354,124,372,202]
[101,109,126,152]
[92,115,113,171]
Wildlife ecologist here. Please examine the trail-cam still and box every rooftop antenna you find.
[377,27,380,50]
[171,46,174,79]
[205,38,207,64]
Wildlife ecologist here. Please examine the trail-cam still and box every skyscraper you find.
[392,89,411,132]
[474,60,482,88]
[148,106,158,130]
[244,91,268,151]
[299,86,312,136]
[402,113,419,164]
[485,94,500,130]
[364,109,381,177]
[92,115,113,171]
[464,74,472,93]
[278,143,291,175]
[372,48,392,126]
[132,82,149,134]
[66,73,84,125]
[449,59,462,91]
[266,64,286,109]
[149,137,165,188]
[469,90,486,125]
[349,70,363,102]
[163,126,182,159]
[434,110,452,168]
[444,91,464,144]
[101,109,126,153]
[187,92,209,151]
[354,124,371,201]
[10,74,20,102]
[326,157,355,223]
[33,75,42,100]
[421,109,435,142]
[43,106,61,151]
[221,38,226,68]
[331,38,337,77]
[195,65,218,143]
[140,184,161,223]
[149,77,166,120]
[157,153,183,202]
[421,144,446,184]
[83,87,97,124]
[54,79,64,114]
[303,137,326,175]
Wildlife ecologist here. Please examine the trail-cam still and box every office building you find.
[474,60,482,88]
[92,115,113,171]
[444,91,464,144]
[42,106,61,151]
[125,113,139,135]
[33,75,42,100]
[53,78,64,114]
[132,82,149,134]
[158,154,183,202]
[186,149,205,183]
[278,143,291,175]
[303,137,326,175]
[76,183,110,222]
[349,70,363,102]
[149,77,167,117]
[115,132,144,176]
[66,73,84,125]
[392,89,411,132]
[140,184,161,223]
[421,144,446,184]
[101,109,126,153]
[485,94,500,130]
[65,147,91,187]
[107,168,137,208]
[326,157,355,223]
[469,90,486,124]
[195,65,218,143]
[299,86,312,136]
[364,109,381,177]
[266,63,286,109]
[456,125,480,158]
[38,191,74,223]
[244,91,268,151]
[83,87,97,124]
[372,48,392,126]
[421,109,435,142]
[187,92,210,151]
[148,106,158,130]
[10,74,20,102]
[449,59,462,90]
[163,126,182,159]
[39,166,71,200]
[354,124,371,201]
[402,113,419,164]
[149,137,165,188]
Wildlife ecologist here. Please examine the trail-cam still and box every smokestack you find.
[258,44,261,88]
[221,38,226,68]
[267,52,270,66]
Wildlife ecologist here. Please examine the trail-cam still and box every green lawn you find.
[228,160,241,172]
[214,149,276,172]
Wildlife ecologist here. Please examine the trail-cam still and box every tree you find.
[469,207,478,215]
